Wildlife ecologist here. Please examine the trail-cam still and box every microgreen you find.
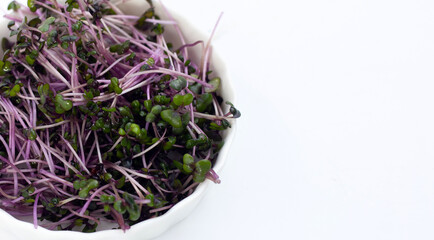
[160,109,182,128]
[8,1,20,11]
[173,93,194,106]
[169,76,187,91]
[27,0,37,12]
[193,160,212,183]
[205,77,221,93]
[196,93,213,112]
[38,17,56,32]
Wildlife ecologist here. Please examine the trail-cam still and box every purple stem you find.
[33,193,40,229]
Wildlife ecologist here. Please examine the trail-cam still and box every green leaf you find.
[109,44,120,53]
[160,110,182,128]
[102,107,116,112]
[118,128,126,136]
[160,162,169,178]
[154,198,168,208]
[16,42,30,50]
[172,93,193,106]
[0,61,5,76]
[196,93,213,112]
[172,94,183,106]
[169,76,187,91]
[163,136,176,151]
[129,123,140,136]
[100,194,115,204]
[82,222,98,233]
[78,179,99,198]
[173,160,183,172]
[100,195,108,203]
[119,106,133,119]
[27,0,37,12]
[123,193,141,221]
[172,126,184,135]
[109,40,130,54]
[29,49,39,59]
[93,118,104,129]
[49,30,58,37]
[103,173,112,182]
[145,194,155,207]
[186,134,208,149]
[60,35,78,42]
[140,64,150,71]
[57,22,69,27]
[138,128,147,140]
[143,99,152,112]
[8,1,20,11]
[66,0,79,12]
[73,179,88,190]
[72,20,83,32]
[183,154,194,165]
[131,100,141,114]
[87,50,97,56]
[147,57,155,66]
[108,196,115,203]
[7,84,21,97]
[181,112,190,126]
[116,175,125,189]
[150,105,162,115]
[61,42,69,49]
[193,159,212,183]
[183,164,194,174]
[210,122,225,130]
[25,55,35,65]
[113,200,126,214]
[154,95,170,104]
[54,104,65,114]
[145,112,155,123]
[122,192,135,206]
[152,23,164,35]
[126,52,136,61]
[108,77,122,94]
[65,51,75,58]
[25,50,38,66]
[42,83,50,95]
[54,94,73,111]
[3,61,12,72]
[28,18,41,28]
[74,219,83,227]
[183,93,194,105]
[28,128,37,140]
[226,101,241,118]
[83,90,93,101]
[205,77,220,93]
[135,8,155,31]
[7,21,15,30]
[38,17,56,32]
[9,30,19,37]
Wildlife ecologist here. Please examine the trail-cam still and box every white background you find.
[3,0,434,239]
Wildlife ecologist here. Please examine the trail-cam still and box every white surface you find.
[2,0,434,239]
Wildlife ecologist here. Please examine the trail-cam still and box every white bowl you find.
[0,1,237,239]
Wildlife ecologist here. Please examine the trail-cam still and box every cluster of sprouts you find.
[0,0,239,232]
